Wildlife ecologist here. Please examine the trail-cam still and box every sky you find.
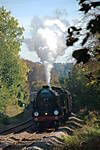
[0,0,80,63]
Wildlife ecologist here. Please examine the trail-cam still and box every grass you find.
[0,102,32,127]
[5,103,24,117]
[56,112,100,150]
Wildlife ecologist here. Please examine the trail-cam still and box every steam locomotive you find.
[32,85,72,130]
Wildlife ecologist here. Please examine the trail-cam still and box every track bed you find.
[0,114,83,150]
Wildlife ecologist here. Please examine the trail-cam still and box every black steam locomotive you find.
[32,85,72,130]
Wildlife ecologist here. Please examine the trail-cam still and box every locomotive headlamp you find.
[34,112,39,117]
[45,112,48,115]
[54,110,59,115]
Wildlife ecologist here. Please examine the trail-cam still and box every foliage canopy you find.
[0,7,28,114]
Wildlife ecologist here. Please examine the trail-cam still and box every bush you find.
[61,112,100,150]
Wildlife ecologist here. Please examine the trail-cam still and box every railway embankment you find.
[55,112,100,150]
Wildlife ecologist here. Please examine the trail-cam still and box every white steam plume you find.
[25,16,68,86]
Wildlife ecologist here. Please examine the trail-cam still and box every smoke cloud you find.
[25,15,69,85]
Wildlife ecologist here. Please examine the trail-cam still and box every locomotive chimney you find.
[42,85,50,89]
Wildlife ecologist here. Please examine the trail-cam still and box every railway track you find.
[0,118,32,135]
[0,113,83,150]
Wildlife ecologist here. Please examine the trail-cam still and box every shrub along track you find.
[0,113,83,150]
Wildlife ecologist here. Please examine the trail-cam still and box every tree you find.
[66,0,100,86]
[60,64,100,112]
[59,0,100,113]
[0,7,28,114]
[66,0,100,63]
